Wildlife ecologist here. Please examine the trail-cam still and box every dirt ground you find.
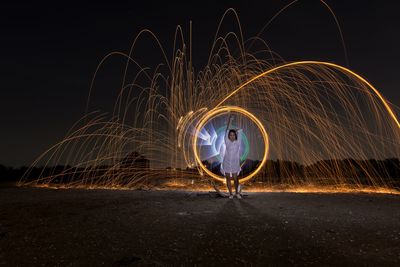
[0,183,400,266]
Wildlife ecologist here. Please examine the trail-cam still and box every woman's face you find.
[229,132,236,141]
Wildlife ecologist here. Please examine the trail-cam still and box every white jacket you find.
[221,129,242,176]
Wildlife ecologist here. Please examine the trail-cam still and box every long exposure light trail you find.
[17,7,400,193]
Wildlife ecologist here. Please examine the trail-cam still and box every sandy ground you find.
[0,184,400,266]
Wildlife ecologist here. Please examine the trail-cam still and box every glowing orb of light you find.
[193,106,269,183]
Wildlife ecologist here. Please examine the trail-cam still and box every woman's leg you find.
[225,173,232,195]
[233,173,239,194]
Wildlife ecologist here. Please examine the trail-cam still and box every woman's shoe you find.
[236,193,242,199]
[229,194,234,199]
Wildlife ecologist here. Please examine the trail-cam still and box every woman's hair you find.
[228,129,237,140]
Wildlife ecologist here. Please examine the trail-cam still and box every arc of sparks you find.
[215,61,400,130]
[193,106,269,183]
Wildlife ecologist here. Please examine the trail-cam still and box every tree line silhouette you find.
[1,152,399,188]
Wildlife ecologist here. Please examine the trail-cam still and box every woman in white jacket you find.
[221,115,243,199]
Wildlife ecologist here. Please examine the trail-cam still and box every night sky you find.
[1,1,399,167]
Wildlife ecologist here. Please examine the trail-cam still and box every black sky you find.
[1,1,399,167]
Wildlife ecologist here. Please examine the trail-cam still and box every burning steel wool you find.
[18,8,400,193]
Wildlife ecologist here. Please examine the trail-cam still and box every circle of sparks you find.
[193,106,269,183]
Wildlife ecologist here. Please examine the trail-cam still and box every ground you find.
[0,183,400,266]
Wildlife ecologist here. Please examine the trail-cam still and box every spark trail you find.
[18,7,400,193]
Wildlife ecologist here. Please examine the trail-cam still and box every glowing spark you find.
[193,106,269,183]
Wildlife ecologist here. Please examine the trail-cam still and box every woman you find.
[221,115,243,199]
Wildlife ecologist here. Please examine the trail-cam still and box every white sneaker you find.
[229,194,234,199]
[236,193,242,199]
